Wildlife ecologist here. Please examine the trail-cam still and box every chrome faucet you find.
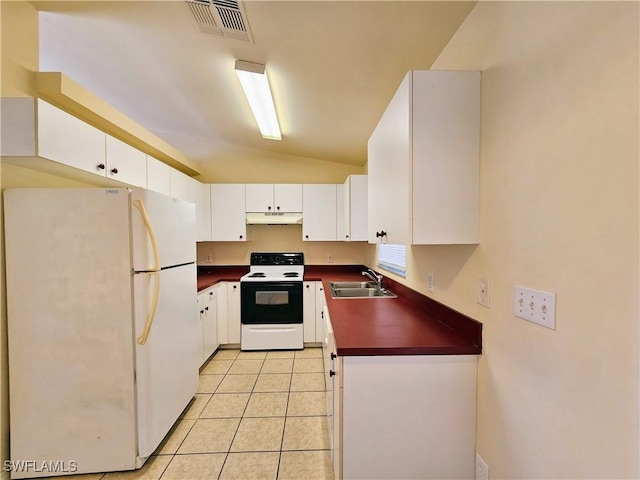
[362,268,384,291]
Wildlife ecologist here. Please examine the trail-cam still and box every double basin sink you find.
[328,281,397,299]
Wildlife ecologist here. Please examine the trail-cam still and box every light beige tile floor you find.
[40,347,334,480]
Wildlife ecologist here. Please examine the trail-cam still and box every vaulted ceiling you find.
[32,0,476,167]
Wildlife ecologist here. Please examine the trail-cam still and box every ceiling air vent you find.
[185,0,254,43]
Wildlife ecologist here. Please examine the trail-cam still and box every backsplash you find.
[197,224,374,265]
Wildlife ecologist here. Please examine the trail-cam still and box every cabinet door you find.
[348,175,368,242]
[227,282,241,344]
[274,184,302,212]
[210,184,247,241]
[105,135,147,188]
[38,99,107,177]
[303,184,337,241]
[215,283,229,344]
[196,182,212,242]
[303,282,316,343]
[367,73,412,244]
[202,289,218,362]
[146,156,172,196]
[170,169,191,201]
[336,184,345,242]
[245,184,274,212]
[315,282,326,342]
[411,71,480,244]
[197,294,205,367]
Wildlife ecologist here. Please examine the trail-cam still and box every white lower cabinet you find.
[208,281,240,347]
[197,286,219,367]
[315,282,326,341]
[303,282,317,343]
[323,309,478,480]
[226,282,241,344]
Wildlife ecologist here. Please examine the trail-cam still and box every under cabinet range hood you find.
[246,212,303,225]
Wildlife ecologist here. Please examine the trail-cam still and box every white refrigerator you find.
[3,188,199,479]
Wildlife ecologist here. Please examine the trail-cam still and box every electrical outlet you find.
[514,286,556,330]
[427,272,434,292]
[476,453,490,480]
[205,254,213,263]
[327,253,334,264]
[477,277,490,307]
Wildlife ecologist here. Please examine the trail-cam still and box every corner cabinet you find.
[367,70,480,245]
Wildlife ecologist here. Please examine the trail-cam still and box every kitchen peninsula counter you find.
[197,264,482,357]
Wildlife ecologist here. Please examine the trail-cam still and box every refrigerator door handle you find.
[133,199,161,272]
[137,271,160,345]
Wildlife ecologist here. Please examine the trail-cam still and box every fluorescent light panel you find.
[234,60,281,141]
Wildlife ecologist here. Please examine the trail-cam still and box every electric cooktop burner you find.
[240,252,305,283]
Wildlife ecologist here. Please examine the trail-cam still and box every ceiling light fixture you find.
[234,60,281,141]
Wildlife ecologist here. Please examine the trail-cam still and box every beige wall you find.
[372,2,638,478]
[198,224,369,266]
[196,144,365,184]
[0,2,40,478]
[197,146,368,265]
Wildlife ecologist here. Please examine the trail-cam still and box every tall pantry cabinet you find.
[367,70,481,245]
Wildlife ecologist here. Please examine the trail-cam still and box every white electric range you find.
[239,253,305,350]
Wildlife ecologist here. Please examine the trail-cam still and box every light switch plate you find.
[514,286,556,330]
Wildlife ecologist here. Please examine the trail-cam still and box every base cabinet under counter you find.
[329,352,478,480]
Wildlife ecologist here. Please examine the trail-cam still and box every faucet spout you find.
[362,269,383,290]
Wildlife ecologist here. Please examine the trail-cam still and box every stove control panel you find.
[250,252,304,266]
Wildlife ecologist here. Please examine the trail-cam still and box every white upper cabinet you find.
[37,99,107,176]
[194,180,212,242]
[246,184,302,212]
[105,135,147,188]
[146,155,172,196]
[303,184,337,241]
[368,70,480,245]
[210,184,247,241]
[342,175,368,242]
[170,168,191,201]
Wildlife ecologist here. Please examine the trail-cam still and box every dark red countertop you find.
[197,265,482,357]
[197,266,248,291]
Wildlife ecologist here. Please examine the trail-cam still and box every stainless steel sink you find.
[329,281,378,289]
[328,282,397,299]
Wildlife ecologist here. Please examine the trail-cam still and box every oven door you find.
[241,281,303,324]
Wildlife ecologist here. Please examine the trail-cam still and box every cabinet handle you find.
[97,163,105,170]
[110,168,118,174]
[376,230,387,238]
[329,370,336,377]
[331,353,337,360]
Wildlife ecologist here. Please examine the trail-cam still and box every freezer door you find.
[3,188,137,477]
[130,188,196,271]
[134,263,199,458]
